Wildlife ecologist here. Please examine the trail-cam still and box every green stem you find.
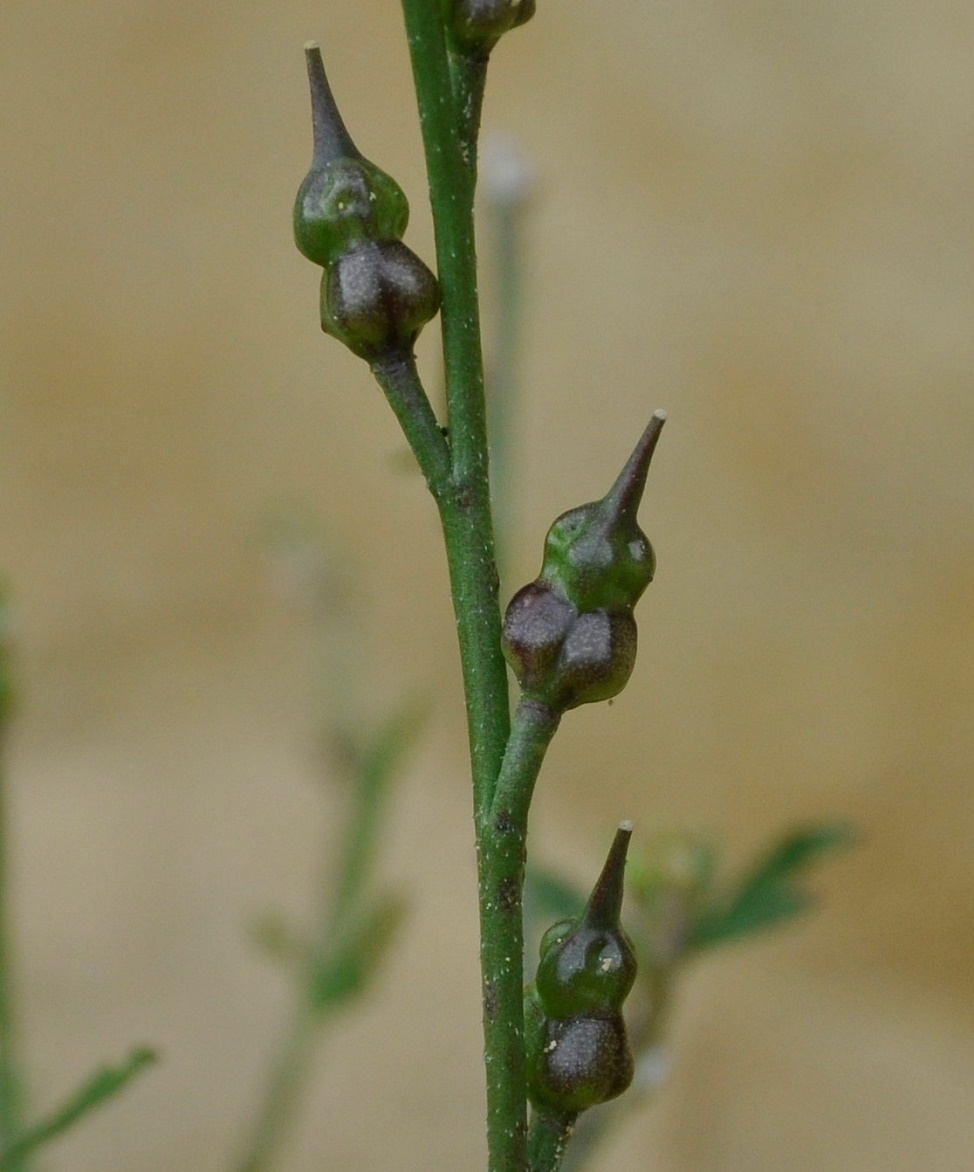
[477,699,561,1172]
[527,1109,577,1172]
[0,722,25,1172]
[400,1,492,493]
[370,354,451,499]
[233,1003,322,1172]
[400,8,554,1171]
[447,50,489,175]
[233,706,412,1172]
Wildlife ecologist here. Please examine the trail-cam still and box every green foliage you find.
[688,824,855,952]
[309,892,407,1009]
[0,1049,156,1169]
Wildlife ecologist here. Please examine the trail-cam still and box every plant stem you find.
[399,0,510,818]
[234,1000,332,1172]
[370,354,451,499]
[0,722,25,1172]
[527,1109,577,1172]
[400,7,558,1170]
[477,699,561,1171]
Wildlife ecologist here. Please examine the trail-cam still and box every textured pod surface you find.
[526,1003,634,1114]
[447,0,536,53]
[320,240,440,361]
[554,607,637,710]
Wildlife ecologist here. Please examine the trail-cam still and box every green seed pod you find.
[293,44,439,358]
[541,411,665,614]
[526,823,637,1114]
[502,412,665,710]
[446,0,536,55]
[294,45,410,267]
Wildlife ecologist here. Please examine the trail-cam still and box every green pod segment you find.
[502,412,665,711]
[525,824,638,1114]
[294,44,410,267]
[540,411,665,614]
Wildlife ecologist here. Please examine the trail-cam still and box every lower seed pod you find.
[525,824,638,1114]
[320,240,440,361]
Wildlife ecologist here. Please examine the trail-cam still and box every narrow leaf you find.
[311,892,407,1009]
[688,822,855,952]
[0,1048,156,1167]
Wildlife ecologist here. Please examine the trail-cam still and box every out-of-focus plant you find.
[231,512,423,1172]
[0,587,154,1172]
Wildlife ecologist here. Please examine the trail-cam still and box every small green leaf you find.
[0,1047,156,1167]
[524,865,585,941]
[359,695,430,798]
[311,892,407,1009]
[688,822,855,951]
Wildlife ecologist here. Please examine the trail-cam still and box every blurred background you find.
[1,1,973,1168]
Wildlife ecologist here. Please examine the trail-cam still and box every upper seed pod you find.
[540,411,666,614]
[293,44,439,360]
[525,823,638,1113]
[446,0,536,55]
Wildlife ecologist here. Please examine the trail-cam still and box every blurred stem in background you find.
[0,590,156,1172]
[0,586,26,1171]
[480,133,535,577]
[232,517,421,1172]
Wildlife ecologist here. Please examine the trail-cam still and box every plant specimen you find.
[280,6,848,1170]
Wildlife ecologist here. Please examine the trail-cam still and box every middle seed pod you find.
[502,412,666,711]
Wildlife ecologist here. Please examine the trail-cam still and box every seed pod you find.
[502,587,637,710]
[540,412,665,614]
[320,239,441,361]
[294,44,439,359]
[502,412,665,710]
[446,0,536,55]
[525,823,637,1114]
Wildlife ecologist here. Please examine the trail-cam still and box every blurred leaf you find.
[0,1048,156,1168]
[359,695,430,799]
[524,865,585,926]
[688,822,856,952]
[523,865,585,956]
[311,891,408,1009]
[249,912,309,968]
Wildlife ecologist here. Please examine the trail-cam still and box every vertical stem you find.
[399,0,510,817]
[477,699,561,1172]
[234,1004,322,1172]
[0,722,25,1171]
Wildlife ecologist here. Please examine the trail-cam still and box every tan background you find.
[2,1,973,1168]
